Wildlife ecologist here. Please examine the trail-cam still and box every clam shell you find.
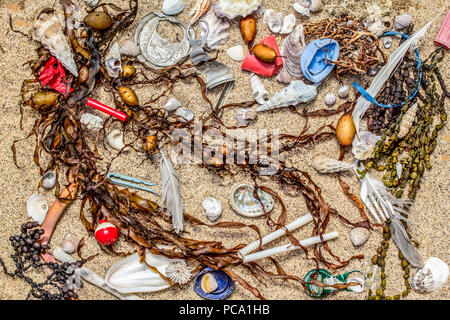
[394,14,413,30]
[42,171,56,189]
[410,257,449,293]
[27,194,48,225]
[175,108,194,123]
[350,227,370,247]
[276,25,305,84]
[107,129,128,151]
[202,197,222,221]
[312,156,353,174]
[324,92,336,107]
[236,108,257,126]
[162,0,185,16]
[226,45,245,61]
[280,14,296,35]
[165,97,182,112]
[120,39,140,57]
[338,85,350,98]
[229,184,274,218]
[213,0,262,20]
[80,113,103,131]
[250,74,269,105]
[264,9,283,33]
[200,8,230,51]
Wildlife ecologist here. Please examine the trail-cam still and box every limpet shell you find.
[394,14,413,30]
[229,184,274,218]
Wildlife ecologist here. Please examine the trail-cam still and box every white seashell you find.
[62,235,79,254]
[107,129,128,151]
[276,25,305,84]
[201,272,219,293]
[80,113,103,130]
[296,0,311,8]
[264,9,283,33]
[165,261,191,284]
[250,74,269,105]
[32,9,78,76]
[312,156,353,174]
[352,130,381,160]
[230,184,274,218]
[280,14,296,34]
[165,97,182,112]
[338,85,350,98]
[309,0,323,13]
[324,92,337,107]
[293,3,310,17]
[120,39,140,57]
[350,227,370,247]
[398,103,418,138]
[236,108,257,126]
[200,8,230,51]
[410,257,449,293]
[202,197,223,221]
[175,108,194,122]
[396,162,402,180]
[254,5,265,18]
[42,171,56,189]
[105,42,122,78]
[27,194,48,225]
[382,36,393,49]
[368,20,387,38]
[85,0,99,6]
[394,14,413,30]
[226,45,246,61]
[346,276,366,293]
[256,80,317,112]
[213,0,262,20]
[162,0,185,16]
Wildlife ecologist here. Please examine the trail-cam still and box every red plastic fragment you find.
[241,35,283,77]
[38,57,74,94]
[435,10,450,49]
[86,98,128,122]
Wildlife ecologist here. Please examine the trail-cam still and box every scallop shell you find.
[236,108,257,126]
[276,25,305,84]
[201,272,219,293]
[410,257,449,293]
[256,80,317,112]
[175,108,194,122]
[264,9,283,33]
[42,171,56,189]
[27,194,48,225]
[32,8,78,76]
[213,0,262,20]
[312,156,353,174]
[394,14,413,30]
[226,45,246,61]
[309,0,323,13]
[202,197,222,221]
[382,37,393,49]
[398,103,418,138]
[324,92,337,107]
[280,14,296,35]
[107,129,128,151]
[200,8,230,51]
[120,39,140,57]
[230,184,274,218]
[338,85,350,98]
[350,227,370,247]
[165,97,182,112]
[162,0,185,16]
[293,3,310,17]
[80,113,103,131]
[105,42,122,78]
[62,235,79,254]
[250,74,269,105]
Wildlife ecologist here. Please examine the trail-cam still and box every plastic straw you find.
[86,98,127,122]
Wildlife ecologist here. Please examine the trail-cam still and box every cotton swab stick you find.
[238,214,313,258]
[242,231,339,263]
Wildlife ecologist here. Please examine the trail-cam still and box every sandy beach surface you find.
[0,0,448,300]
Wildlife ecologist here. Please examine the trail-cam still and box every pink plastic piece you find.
[241,36,283,77]
[435,10,450,49]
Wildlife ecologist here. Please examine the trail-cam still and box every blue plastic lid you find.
[300,39,340,83]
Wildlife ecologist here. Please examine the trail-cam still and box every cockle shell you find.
[62,235,79,254]
[165,261,191,284]
[236,108,257,126]
[165,97,182,112]
[250,74,269,105]
[162,0,185,15]
[280,14,296,35]
[175,108,194,122]
[213,0,262,20]
[309,0,323,13]
[276,25,305,84]
[200,8,230,51]
[352,130,381,160]
[32,8,78,76]
[350,227,370,247]
[293,3,310,17]
[201,272,219,293]
[226,45,246,61]
[256,80,317,112]
[80,113,103,130]
[202,197,222,221]
[338,85,350,98]
[105,42,122,78]
[394,14,413,30]
[398,103,418,138]
[42,171,56,189]
[27,194,48,225]
[410,257,449,293]
[324,92,337,107]
[107,129,128,151]
[230,184,274,218]
[312,156,353,174]
[382,37,393,49]
[264,9,283,34]
[120,39,140,57]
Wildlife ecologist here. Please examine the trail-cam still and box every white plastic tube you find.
[238,214,313,258]
[242,231,339,263]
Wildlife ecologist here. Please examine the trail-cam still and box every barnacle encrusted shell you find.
[226,45,246,61]
[250,74,269,105]
[213,0,262,19]
[398,103,418,138]
[165,97,182,112]
[350,227,370,247]
[42,171,56,189]
[105,42,122,78]
[200,8,230,51]
[324,92,337,106]
[230,184,274,218]
[27,194,48,225]
[394,14,413,30]
[264,9,283,33]
[410,257,449,293]
[202,197,223,221]
[236,108,257,126]
[312,156,353,174]
[32,8,78,76]
[276,25,305,84]
[165,261,191,284]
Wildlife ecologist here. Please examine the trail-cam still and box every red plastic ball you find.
[94,219,119,246]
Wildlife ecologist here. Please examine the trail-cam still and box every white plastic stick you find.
[242,231,339,263]
[238,214,313,258]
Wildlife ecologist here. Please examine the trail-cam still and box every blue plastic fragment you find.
[193,266,234,300]
[107,172,159,196]
[300,39,340,83]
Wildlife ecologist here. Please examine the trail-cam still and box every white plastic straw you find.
[238,214,313,258]
[242,231,339,263]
